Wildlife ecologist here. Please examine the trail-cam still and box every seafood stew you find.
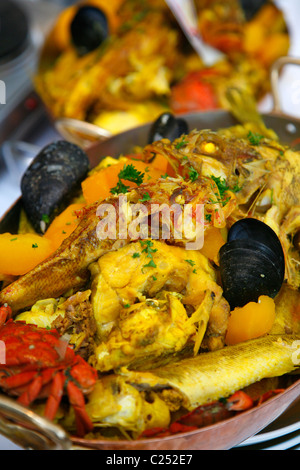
[0,111,300,448]
[35,0,290,134]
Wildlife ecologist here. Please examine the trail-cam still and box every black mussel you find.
[21,140,90,233]
[219,218,285,309]
[148,112,189,144]
[70,6,109,56]
[239,0,268,20]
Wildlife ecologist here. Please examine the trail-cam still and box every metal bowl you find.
[0,58,300,450]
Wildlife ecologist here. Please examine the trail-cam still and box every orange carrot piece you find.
[200,226,226,264]
[151,153,176,177]
[82,158,163,204]
[225,295,276,345]
[44,203,85,250]
[0,233,54,276]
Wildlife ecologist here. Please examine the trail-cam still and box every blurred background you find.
[1,0,300,216]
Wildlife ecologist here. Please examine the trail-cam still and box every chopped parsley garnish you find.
[139,192,151,202]
[175,137,188,149]
[205,213,212,222]
[210,175,229,198]
[188,166,199,182]
[140,240,157,271]
[247,131,264,146]
[140,240,157,257]
[132,252,141,258]
[143,259,157,269]
[161,173,169,179]
[32,243,38,249]
[185,259,196,267]
[232,181,243,193]
[123,303,130,309]
[209,196,230,207]
[119,164,145,185]
[41,214,50,224]
[209,175,242,207]
[110,180,130,195]
[10,237,18,242]
[110,163,145,195]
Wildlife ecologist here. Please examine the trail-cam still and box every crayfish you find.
[0,304,98,437]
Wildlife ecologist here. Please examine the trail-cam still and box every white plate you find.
[237,398,300,448]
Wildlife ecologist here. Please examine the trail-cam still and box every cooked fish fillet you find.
[121,334,300,410]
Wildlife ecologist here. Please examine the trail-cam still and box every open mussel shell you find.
[219,218,285,309]
[21,140,89,233]
[148,112,189,144]
[70,6,109,56]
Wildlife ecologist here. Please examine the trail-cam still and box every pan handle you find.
[270,56,300,114]
[55,117,112,149]
[0,394,72,450]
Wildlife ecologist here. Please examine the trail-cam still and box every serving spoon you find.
[165,0,225,66]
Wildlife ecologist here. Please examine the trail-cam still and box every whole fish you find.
[83,333,300,436]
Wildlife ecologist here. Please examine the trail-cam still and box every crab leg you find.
[0,370,38,392]
[67,380,94,437]
[8,368,57,406]
[44,371,65,421]
[18,375,43,407]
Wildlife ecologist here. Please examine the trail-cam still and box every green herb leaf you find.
[210,175,229,198]
[143,259,157,269]
[247,131,264,146]
[110,180,130,195]
[175,137,188,149]
[110,163,145,195]
[41,214,50,224]
[139,192,151,202]
[232,181,243,193]
[118,164,145,186]
[188,166,199,182]
[140,240,158,271]
[185,259,196,267]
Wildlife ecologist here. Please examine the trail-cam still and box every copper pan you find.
[0,57,300,450]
